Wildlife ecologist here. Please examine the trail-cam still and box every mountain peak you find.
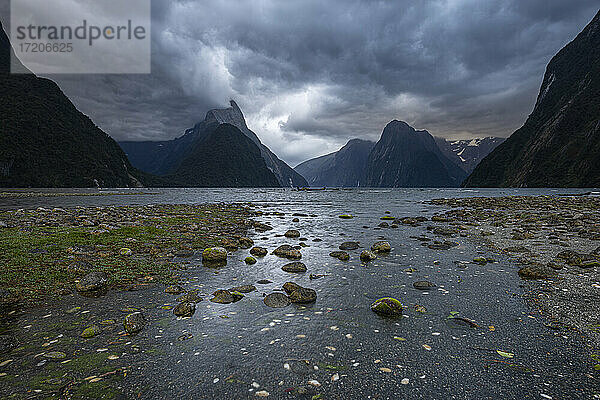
[204,100,248,131]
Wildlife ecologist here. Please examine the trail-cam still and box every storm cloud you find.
[1,0,598,166]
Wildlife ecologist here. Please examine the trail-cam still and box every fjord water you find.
[3,188,597,399]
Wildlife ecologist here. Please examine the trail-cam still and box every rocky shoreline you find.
[428,195,600,350]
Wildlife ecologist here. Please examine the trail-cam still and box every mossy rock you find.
[239,237,254,249]
[518,265,558,279]
[80,325,102,338]
[371,298,403,317]
[472,257,488,265]
[245,256,257,265]
[360,250,377,262]
[339,215,354,219]
[329,251,350,261]
[202,247,228,263]
[165,285,184,295]
[380,216,395,220]
[123,312,145,335]
[282,262,307,273]
[173,302,196,317]
[371,241,391,253]
[210,290,244,304]
[285,230,301,238]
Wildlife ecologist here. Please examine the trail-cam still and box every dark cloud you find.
[1,0,598,166]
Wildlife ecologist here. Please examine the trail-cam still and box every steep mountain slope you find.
[120,101,307,187]
[464,10,600,187]
[435,137,506,174]
[168,124,279,187]
[294,139,374,187]
[365,121,467,187]
[0,22,144,188]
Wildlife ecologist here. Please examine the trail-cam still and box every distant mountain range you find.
[435,137,506,175]
[120,101,307,187]
[464,10,600,188]
[0,22,145,188]
[295,122,503,187]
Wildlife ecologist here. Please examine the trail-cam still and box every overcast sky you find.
[1,1,598,166]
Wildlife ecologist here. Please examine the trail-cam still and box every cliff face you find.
[0,22,144,188]
[464,10,600,188]
[294,139,375,187]
[365,121,467,187]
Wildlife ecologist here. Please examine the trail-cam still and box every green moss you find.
[370,297,403,317]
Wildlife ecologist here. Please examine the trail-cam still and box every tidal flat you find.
[0,191,598,399]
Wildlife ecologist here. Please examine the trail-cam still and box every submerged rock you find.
[360,250,377,262]
[282,262,307,273]
[123,312,145,335]
[80,325,102,338]
[173,302,196,317]
[371,241,391,253]
[165,285,184,295]
[250,247,268,257]
[339,241,360,250]
[371,298,402,317]
[329,251,350,261]
[177,290,203,303]
[413,281,436,290]
[230,285,256,293]
[264,293,291,308]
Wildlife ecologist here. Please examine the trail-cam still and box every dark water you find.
[2,188,598,399]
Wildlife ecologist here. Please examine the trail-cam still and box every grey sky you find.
[1,0,598,166]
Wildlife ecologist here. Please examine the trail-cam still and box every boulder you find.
[371,241,391,253]
[123,312,145,335]
[282,262,307,273]
[360,250,377,262]
[329,251,350,261]
[173,302,196,317]
[288,287,317,304]
[264,293,291,308]
[285,230,300,238]
[250,247,268,257]
[370,298,402,317]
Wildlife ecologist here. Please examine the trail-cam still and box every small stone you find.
[282,262,307,273]
[285,230,300,238]
[173,302,196,317]
[360,250,377,262]
[329,251,350,261]
[202,247,228,264]
[250,247,268,257]
[264,293,291,308]
[413,281,436,290]
[371,298,402,317]
[123,312,145,335]
[371,241,391,253]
